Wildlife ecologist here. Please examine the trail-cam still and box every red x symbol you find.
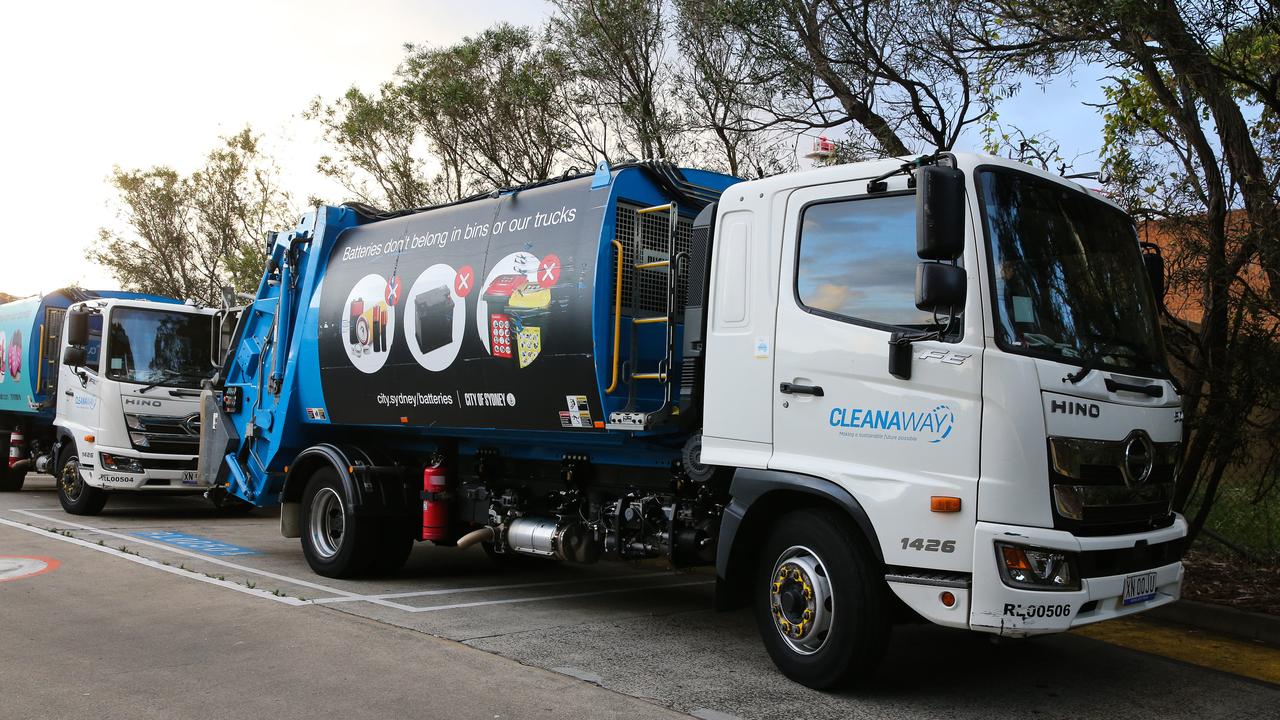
[537,254,561,287]
[455,265,475,298]
[384,275,401,306]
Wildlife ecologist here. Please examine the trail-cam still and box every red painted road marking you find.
[0,555,59,582]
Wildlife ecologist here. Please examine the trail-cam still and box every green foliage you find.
[95,127,292,305]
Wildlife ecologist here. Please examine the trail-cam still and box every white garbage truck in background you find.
[199,153,1186,688]
[0,288,223,514]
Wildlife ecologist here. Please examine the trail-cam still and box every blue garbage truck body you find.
[206,162,739,546]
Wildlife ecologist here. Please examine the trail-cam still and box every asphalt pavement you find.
[2,475,1277,720]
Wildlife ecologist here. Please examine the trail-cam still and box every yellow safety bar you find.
[36,324,44,389]
[633,316,667,325]
[606,240,624,394]
[635,260,670,270]
[635,203,673,215]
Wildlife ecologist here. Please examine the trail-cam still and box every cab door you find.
[58,312,103,457]
[770,180,984,570]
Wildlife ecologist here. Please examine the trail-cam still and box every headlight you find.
[125,413,145,430]
[100,452,143,473]
[129,431,150,448]
[995,542,1079,591]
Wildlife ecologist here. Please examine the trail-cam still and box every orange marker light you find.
[400,416,409,424]
[84,435,95,443]
[1001,545,1031,570]
[930,496,961,513]
[940,591,956,608]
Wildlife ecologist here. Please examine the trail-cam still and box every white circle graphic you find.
[403,264,467,371]
[341,273,396,374]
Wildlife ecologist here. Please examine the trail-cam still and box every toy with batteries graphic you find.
[483,273,554,368]
[348,297,391,354]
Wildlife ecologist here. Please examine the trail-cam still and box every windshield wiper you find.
[139,370,209,394]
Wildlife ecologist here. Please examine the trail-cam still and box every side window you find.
[796,193,934,329]
[84,315,103,372]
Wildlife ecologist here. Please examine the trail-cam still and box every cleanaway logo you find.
[828,403,955,443]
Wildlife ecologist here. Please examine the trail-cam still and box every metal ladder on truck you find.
[606,202,682,431]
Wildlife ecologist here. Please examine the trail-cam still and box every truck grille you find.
[128,413,200,455]
[1047,435,1179,536]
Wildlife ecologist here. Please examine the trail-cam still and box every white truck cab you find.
[55,298,219,514]
[702,152,1183,671]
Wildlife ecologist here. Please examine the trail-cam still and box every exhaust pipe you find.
[456,525,496,550]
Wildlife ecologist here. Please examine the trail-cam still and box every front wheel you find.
[57,455,107,515]
[753,508,890,689]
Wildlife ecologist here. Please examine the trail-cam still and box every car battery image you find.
[414,285,455,354]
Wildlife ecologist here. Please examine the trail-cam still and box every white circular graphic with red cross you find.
[454,265,476,298]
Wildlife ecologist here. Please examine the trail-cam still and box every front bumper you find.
[84,446,207,492]
[968,515,1186,636]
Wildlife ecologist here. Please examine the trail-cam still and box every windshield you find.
[977,168,1167,377]
[105,307,214,388]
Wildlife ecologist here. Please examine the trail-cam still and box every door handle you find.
[779,382,824,397]
[1104,378,1163,397]
[64,390,73,397]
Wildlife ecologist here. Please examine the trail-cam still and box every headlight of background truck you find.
[100,452,144,473]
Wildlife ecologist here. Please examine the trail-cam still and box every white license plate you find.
[181,470,199,486]
[1122,571,1158,605]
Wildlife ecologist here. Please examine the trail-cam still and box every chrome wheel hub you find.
[769,545,834,655]
[308,487,345,559]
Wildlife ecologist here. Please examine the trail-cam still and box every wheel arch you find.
[715,467,884,611]
[278,444,363,538]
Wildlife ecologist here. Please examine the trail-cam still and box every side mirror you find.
[67,308,90,347]
[63,345,86,368]
[916,166,966,261]
[916,262,967,314]
[1140,243,1166,307]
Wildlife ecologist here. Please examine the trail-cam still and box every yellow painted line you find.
[1074,616,1280,685]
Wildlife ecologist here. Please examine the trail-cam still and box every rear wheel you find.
[300,467,376,577]
[57,454,107,515]
[369,520,415,575]
[753,508,890,689]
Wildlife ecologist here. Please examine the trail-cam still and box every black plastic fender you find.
[281,443,413,517]
[715,467,884,610]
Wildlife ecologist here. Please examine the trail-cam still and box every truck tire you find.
[753,508,890,689]
[300,467,376,577]
[368,521,415,576]
[57,454,107,516]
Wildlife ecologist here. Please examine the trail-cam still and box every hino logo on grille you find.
[1050,399,1100,418]
[180,413,201,436]
[1122,430,1155,488]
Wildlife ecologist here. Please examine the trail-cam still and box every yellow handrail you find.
[606,239,624,394]
[36,323,44,390]
[636,203,673,215]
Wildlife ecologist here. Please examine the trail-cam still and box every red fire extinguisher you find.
[9,426,26,468]
[421,466,451,541]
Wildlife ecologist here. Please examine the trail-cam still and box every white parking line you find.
[401,580,713,613]
[7,509,716,613]
[309,571,681,604]
[0,517,307,606]
[9,509,409,609]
